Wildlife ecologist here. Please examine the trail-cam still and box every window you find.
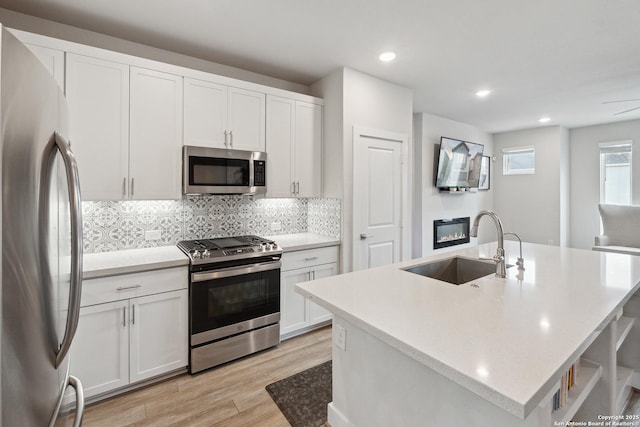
[599,140,632,204]
[503,146,535,175]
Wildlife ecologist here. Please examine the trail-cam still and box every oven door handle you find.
[191,260,282,282]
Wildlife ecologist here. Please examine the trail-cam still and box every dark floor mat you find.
[265,360,332,427]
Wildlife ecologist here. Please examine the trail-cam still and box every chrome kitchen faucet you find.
[470,210,506,278]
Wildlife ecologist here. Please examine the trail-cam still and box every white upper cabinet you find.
[16,30,327,202]
[65,53,130,201]
[266,95,295,197]
[129,67,183,200]
[227,87,266,151]
[66,55,183,200]
[184,77,265,151]
[294,101,323,198]
[183,78,227,148]
[266,95,323,197]
[23,43,65,90]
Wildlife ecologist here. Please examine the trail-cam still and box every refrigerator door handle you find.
[54,132,83,368]
[41,132,84,368]
[67,375,85,427]
[49,375,85,427]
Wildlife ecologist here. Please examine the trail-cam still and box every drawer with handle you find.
[280,246,338,272]
[80,267,187,307]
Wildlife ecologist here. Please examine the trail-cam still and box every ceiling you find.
[2,0,640,133]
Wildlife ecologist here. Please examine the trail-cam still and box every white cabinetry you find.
[184,77,265,151]
[547,291,640,423]
[67,267,188,402]
[280,246,338,338]
[65,55,183,200]
[266,95,322,197]
[129,67,183,199]
[23,43,65,89]
[65,54,129,200]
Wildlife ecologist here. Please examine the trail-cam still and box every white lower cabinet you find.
[280,246,338,338]
[129,290,188,383]
[66,267,188,403]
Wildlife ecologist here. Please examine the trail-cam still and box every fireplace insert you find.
[433,217,470,249]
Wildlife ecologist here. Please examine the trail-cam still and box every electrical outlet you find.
[145,230,161,240]
[335,324,347,351]
[270,222,282,231]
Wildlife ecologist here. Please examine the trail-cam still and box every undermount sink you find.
[402,256,507,285]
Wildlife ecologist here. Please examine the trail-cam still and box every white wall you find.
[414,113,494,257]
[0,7,309,94]
[311,68,413,272]
[493,126,569,246]
[570,118,640,249]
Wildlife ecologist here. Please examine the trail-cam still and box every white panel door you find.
[129,67,183,200]
[354,128,406,270]
[281,268,310,335]
[129,290,188,383]
[67,301,129,401]
[266,95,294,197]
[183,77,228,148]
[227,87,266,151]
[65,54,129,200]
[294,101,323,197]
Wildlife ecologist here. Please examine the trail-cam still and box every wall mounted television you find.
[435,137,485,189]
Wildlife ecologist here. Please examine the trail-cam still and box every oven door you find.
[190,260,280,346]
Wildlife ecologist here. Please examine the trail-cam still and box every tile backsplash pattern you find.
[82,196,341,253]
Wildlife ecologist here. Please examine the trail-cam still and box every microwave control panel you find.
[254,160,266,186]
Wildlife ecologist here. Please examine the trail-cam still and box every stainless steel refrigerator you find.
[0,26,85,426]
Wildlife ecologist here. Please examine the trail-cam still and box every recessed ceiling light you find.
[539,117,551,123]
[378,51,396,62]
[476,89,491,98]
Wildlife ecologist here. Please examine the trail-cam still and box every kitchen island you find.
[296,241,640,426]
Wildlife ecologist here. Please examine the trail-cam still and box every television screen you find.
[435,137,485,189]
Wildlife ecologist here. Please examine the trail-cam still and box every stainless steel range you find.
[177,235,282,373]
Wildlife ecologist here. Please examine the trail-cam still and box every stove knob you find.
[202,249,210,258]
[192,250,201,259]
[259,243,266,251]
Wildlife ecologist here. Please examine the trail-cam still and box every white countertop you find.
[83,246,189,279]
[266,233,341,252]
[296,241,640,418]
[82,233,339,279]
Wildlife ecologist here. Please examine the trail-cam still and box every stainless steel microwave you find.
[183,146,267,195]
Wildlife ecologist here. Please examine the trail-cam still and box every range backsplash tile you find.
[82,196,340,253]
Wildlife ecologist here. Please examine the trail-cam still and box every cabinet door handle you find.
[130,177,135,196]
[224,130,228,147]
[122,306,126,327]
[229,130,233,147]
[291,182,296,194]
[116,285,141,291]
[122,177,127,196]
[305,256,319,261]
[131,304,135,325]
[296,181,300,194]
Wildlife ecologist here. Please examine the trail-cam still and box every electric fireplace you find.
[433,217,470,250]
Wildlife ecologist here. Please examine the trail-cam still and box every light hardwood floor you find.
[57,326,332,427]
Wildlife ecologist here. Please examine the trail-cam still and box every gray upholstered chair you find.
[593,203,640,255]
